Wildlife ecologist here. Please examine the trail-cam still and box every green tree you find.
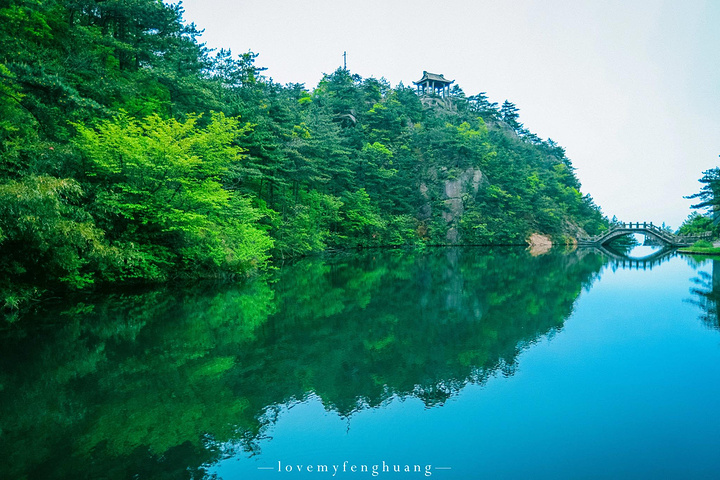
[0,175,111,290]
[678,212,715,236]
[75,112,273,278]
[686,167,720,219]
[468,92,499,119]
[340,188,386,246]
[500,100,522,131]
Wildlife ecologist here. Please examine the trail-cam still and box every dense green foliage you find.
[681,168,720,237]
[0,0,606,311]
[677,240,720,256]
[75,112,272,278]
[0,248,607,479]
[678,212,716,236]
[686,167,720,214]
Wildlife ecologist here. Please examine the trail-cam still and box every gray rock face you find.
[441,167,484,243]
[418,166,485,243]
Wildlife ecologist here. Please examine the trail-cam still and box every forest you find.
[0,0,608,314]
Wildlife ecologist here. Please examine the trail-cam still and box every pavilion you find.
[413,71,454,97]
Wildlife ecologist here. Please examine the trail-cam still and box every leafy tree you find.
[340,188,386,246]
[0,64,39,178]
[0,175,112,289]
[500,100,523,131]
[468,92,499,119]
[74,112,273,278]
[678,212,715,236]
[272,189,342,258]
[686,167,720,219]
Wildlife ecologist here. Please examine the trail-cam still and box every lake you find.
[2,247,720,479]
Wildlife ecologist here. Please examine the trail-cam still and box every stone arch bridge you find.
[577,222,711,248]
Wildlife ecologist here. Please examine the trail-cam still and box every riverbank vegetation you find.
[675,168,720,256]
[678,240,720,256]
[0,0,607,315]
[679,168,720,240]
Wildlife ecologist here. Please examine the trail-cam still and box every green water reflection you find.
[2,248,615,479]
[688,258,720,331]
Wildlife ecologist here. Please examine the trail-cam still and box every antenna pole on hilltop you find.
[343,51,347,70]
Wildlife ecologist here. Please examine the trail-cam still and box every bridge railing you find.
[614,222,711,237]
[617,222,671,235]
[578,222,713,245]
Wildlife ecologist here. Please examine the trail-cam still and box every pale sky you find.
[178,0,720,229]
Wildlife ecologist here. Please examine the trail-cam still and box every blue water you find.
[3,248,720,479]
[212,252,720,479]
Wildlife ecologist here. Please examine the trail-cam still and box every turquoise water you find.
[211,250,720,479]
[2,248,720,479]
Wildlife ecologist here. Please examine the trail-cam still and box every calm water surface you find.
[2,247,720,479]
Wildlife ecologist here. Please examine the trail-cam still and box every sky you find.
[178,0,720,229]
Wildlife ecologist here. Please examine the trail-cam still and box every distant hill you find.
[0,0,607,312]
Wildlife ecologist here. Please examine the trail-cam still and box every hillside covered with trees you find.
[0,0,607,312]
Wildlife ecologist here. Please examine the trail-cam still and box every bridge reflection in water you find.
[588,245,677,271]
[577,221,712,271]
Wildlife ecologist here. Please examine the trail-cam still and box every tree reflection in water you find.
[0,248,607,480]
[689,259,720,330]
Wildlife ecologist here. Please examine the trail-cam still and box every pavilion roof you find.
[413,71,454,85]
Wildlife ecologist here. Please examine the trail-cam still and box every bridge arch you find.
[596,226,670,247]
[578,222,710,248]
